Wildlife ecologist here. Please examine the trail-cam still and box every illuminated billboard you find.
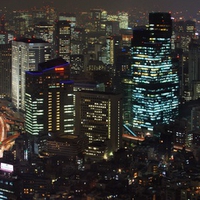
[0,162,14,172]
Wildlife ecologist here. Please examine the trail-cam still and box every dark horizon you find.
[0,0,199,18]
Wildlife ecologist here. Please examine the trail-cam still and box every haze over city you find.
[1,0,199,18]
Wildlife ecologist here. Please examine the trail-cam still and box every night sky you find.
[0,0,199,17]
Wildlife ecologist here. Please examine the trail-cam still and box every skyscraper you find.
[173,20,196,52]
[0,43,12,98]
[12,38,52,110]
[71,27,86,55]
[70,54,84,75]
[131,13,179,132]
[75,91,123,152]
[34,22,55,44]
[55,20,71,62]
[90,9,107,32]
[188,39,200,100]
[25,58,74,136]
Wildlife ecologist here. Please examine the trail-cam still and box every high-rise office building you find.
[107,12,128,31]
[172,20,196,101]
[75,91,123,152]
[0,43,12,98]
[0,32,8,44]
[11,10,31,36]
[90,9,107,32]
[120,29,132,47]
[25,58,74,136]
[173,20,196,52]
[116,49,132,125]
[12,38,52,110]
[31,8,48,25]
[34,22,55,57]
[34,22,55,44]
[105,36,121,66]
[58,13,76,27]
[118,12,129,30]
[105,21,119,37]
[71,27,86,55]
[191,106,200,131]
[70,54,84,75]
[55,20,71,62]
[73,82,105,92]
[188,39,200,100]
[131,13,179,132]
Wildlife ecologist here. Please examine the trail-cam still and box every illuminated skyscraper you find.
[118,12,129,29]
[0,43,12,98]
[34,22,55,44]
[132,13,179,132]
[70,54,84,75]
[107,12,128,30]
[12,38,52,110]
[55,20,71,62]
[105,21,119,37]
[188,39,200,100]
[105,36,121,66]
[75,91,123,152]
[58,13,76,27]
[25,58,74,136]
[173,20,196,52]
[0,32,8,44]
[12,10,31,36]
[71,27,86,56]
[90,9,107,32]
[34,22,55,57]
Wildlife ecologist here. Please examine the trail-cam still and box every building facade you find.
[25,58,74,136]
[188,39,200,100]
[12,38,52,111]
[131,13,179,132]
[0,43,12,98]
[55,20,71,62]
[75,91,123,153]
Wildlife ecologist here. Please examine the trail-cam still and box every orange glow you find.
[55,67,64,71]
[122,134,145,141]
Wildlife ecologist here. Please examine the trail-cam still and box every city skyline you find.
[0,0,199,18]
[0,2,199,198]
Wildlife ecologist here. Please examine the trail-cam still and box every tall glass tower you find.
[131,13,179,132]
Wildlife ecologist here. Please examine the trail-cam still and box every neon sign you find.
[55,67,64,72]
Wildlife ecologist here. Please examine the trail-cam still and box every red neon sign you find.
[55,67,64,71]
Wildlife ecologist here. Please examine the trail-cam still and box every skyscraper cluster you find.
[1,6,200,199]
[0,10,183,147]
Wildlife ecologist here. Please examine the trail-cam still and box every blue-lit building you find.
[131,13,179,132]
[25,57,74,136]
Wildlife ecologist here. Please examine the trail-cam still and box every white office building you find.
[12,38,51,110]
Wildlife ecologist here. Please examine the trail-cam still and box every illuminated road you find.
[0,132,20,148]
[0,103,22,158]
[0,115,6,141]
[122,133,145,142]
[123,134,192,152]
[0,115,8,157]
